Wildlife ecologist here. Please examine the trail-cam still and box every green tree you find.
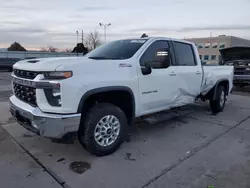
[72,43,88,54]
[7,42,26,51]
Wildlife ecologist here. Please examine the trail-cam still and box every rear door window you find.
[173,42,196,66]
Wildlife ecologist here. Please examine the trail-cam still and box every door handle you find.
[196,71,201,75]
[169,72,177,76]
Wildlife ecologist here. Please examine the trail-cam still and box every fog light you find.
[58,98,62,105]
[52,87,61,97]
[52,83,61,103]
[44,83,62,107]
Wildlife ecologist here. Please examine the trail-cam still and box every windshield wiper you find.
[88,56,123,60]
[88,56,110,60]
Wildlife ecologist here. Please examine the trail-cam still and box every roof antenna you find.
[141,33,148,38]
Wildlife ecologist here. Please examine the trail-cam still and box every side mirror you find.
[145,48,171,69]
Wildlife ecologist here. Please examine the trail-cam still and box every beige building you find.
[185,35,250,64]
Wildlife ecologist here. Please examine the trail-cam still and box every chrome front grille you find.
[13,82,37,106]
[13,69,39,79]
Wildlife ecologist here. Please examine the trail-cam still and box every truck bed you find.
[201,65,234,95]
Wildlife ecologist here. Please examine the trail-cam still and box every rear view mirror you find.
[145,48,171,69]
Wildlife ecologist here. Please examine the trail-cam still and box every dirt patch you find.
[0,117,15,126]
[69,161,91,174]
[57,158,66,162]
[124,152,136,161]
[23,133,35,138]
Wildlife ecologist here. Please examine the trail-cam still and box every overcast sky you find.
[1,0,250,49]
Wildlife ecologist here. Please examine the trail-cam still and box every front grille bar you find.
[13,82,37,106]
[13,69,40,79]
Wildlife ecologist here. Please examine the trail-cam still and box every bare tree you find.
[85,31,102,50]
[40,46,58,52]
[62,48,73,53]
[48,46,57,52]
[40,47,48,52]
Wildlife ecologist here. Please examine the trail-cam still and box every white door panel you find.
[177,66,202,95]
[138,66,178,114]
[137,40,179,116]
[171,41,203,106]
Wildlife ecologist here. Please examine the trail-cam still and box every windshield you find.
[87,39,147,60]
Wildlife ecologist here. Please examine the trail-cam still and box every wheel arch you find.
[77,86,136,124]
[212,79,229,100]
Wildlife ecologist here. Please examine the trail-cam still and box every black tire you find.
[78,103,127,156]
[210,85,226,114]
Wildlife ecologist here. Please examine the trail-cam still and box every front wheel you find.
[210,85,226,114]
[78,103,127,156]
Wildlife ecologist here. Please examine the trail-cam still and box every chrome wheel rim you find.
[220,91,225,107]
[94,115,120,147]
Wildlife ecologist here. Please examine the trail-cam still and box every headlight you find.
[44,71,72,79]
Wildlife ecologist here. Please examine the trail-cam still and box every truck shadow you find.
[232,86,250,97]
[127,102,211,142]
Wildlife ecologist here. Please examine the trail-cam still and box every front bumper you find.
[233,75,250,84]
[9,95,81,139]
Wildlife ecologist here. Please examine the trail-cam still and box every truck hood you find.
[220,47,250,62]
[12,56,133,75]
[13,56,83,71]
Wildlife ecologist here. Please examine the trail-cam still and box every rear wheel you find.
[78,103,127,156]
[210,85,226,114]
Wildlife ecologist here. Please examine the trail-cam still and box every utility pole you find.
[76,31,79,44]
[76,31,79,56]
[99,23,111,43]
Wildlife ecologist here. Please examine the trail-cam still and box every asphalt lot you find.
[0,72,12,102]
[1,72,250,188]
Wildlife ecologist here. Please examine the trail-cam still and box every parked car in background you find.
[220,47,250,87]
[20,57,37,60]
[0,57,38,72]
[0,58,20,72]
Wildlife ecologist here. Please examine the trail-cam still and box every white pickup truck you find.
[9,37,234,156]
